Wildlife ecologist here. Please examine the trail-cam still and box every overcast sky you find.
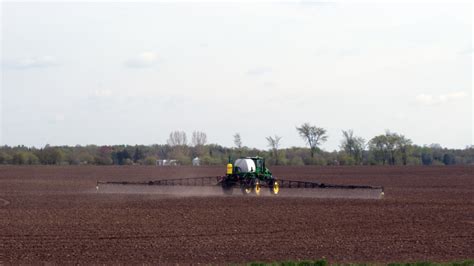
[1,2,472,150]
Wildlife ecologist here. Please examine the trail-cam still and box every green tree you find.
[13,151,40,165]
[77,151,94,165]
[421,147,433,165]
[0,152,12,164]
[12,152,27,165]
[443,153,456,165]
[296,123,328,158]
[26,152,40,164]
[290,156,305,166]
[94,146,113,165]
[396,134,412,165]
[37,147,65,165]
[369,131,410,165]
[429,143,444,163]
[337,152,356,166]
[368,135,389,165]
[144,156,158,165]
[113,149,131,165]
[385,132,399,165]
[133,146,144,163]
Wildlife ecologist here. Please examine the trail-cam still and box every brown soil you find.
[0,165,473,264]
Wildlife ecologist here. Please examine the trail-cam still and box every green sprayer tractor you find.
[97,156,384,198]
[221,156,279,195]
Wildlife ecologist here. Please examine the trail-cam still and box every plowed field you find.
[1,165,473,264]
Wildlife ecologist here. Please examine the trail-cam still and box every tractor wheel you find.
[222,183,233,195]
[240,181,253,195]
[254,180,262,196]
[270,180,280,195]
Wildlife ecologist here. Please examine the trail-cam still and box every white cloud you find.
[124,52,159,68]
[416,91,467,105]
[4,56,58,69]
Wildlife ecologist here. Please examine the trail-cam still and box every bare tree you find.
[233,133,242,149]
[266,135,282,165]
[191,131,207,147]
[296,123,328,158]
[167,131,187,146]
[191,131,207,157]
[340,130,365,164]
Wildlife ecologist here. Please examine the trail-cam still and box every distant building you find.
[192,157,200,166]
[156,159,178,166]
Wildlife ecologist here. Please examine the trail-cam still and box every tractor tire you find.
[270,180,280,195]
[221,182,234,195]
[254,180,262,196]
[222,186,233,195]
[240,182,253,195]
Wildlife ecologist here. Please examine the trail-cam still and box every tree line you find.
[0,125,473,166]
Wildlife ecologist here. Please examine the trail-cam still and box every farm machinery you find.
[96,156,385,197]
